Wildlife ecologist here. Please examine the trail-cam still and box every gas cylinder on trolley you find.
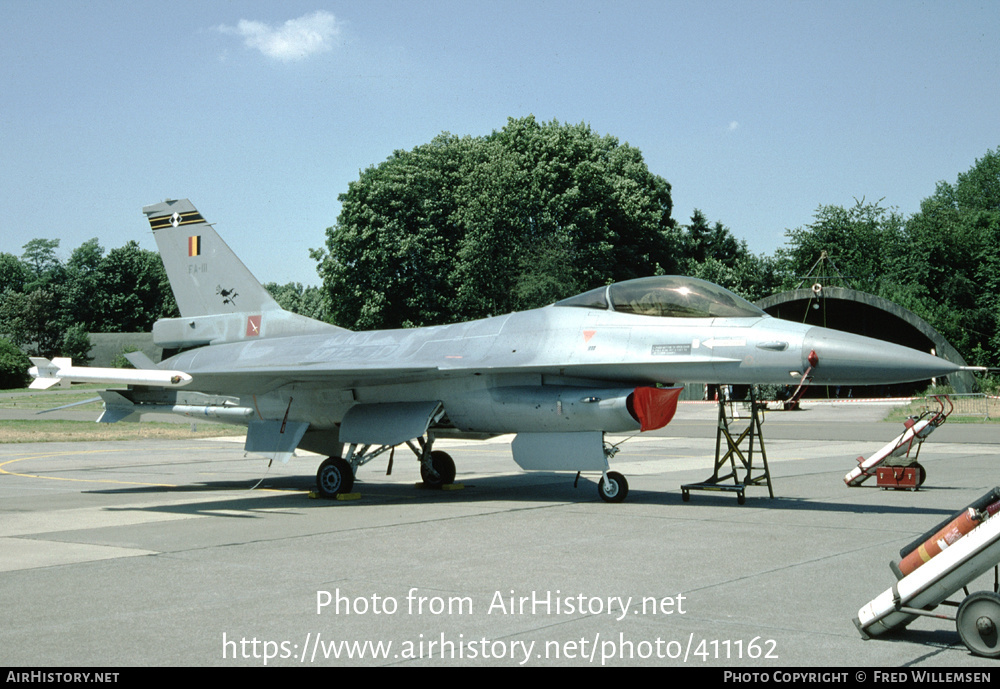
[891,488,1000,579]
[855,488,1000,658]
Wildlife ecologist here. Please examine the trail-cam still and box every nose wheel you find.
[598,471,628,503]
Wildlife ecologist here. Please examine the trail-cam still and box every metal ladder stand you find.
[681,386,774,504]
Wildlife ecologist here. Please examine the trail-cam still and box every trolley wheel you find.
[913,462,927,487]
[682,490,690,503]
[737,492,746,505]
[956,591,1000,658]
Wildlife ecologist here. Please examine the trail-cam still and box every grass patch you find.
[0,390,106,411]
[884,397,1000,424]
[0,419,238,443]
[0,387,242,443]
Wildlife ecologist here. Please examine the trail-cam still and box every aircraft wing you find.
[147,355,741,395]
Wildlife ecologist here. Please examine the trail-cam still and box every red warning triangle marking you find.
[583,330,596,343]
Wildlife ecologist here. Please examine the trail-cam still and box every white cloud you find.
[728,121,740,131]
[219,11,341,62]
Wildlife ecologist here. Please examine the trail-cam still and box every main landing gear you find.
[420,450,456,487]
[317,456,354,496]
[314,433,456,498]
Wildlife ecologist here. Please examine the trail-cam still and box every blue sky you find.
[2,1,997,287]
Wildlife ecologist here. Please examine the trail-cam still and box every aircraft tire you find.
[420,451,456,487]
[956,591,1000,657]
[317,456,354,498]
[598,471,628,503]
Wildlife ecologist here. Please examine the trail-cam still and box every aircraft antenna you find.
[794,250,853,291]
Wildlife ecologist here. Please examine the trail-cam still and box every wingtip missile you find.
[28,357,192,389]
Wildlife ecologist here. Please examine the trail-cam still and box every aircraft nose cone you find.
[802,326,960,384]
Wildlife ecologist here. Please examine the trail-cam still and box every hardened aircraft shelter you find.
[756,285,974,395]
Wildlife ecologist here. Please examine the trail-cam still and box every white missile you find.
[28,357,192,389]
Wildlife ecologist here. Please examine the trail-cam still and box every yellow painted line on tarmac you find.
[0,447,189,488]
[0,446,308,494]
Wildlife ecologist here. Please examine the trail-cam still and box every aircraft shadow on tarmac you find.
[83,471,962,520]
[873,627,976,661]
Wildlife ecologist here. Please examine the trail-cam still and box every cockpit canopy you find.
[554,276,766,319]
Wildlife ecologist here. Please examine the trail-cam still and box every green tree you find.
[21,238,61,280]
[315,133,478,329]
[0,288,62,357]
[775,199,906,294]
[513,231,581,308]
[0,236,181,348]
[0,253,29,295]
[900,148,1000,367]
[772,149,1000,370]
[682,209,712,264]
[317,117,677,329]
[92,241,178,332]
[5,239,81,350]
[685,253,781,303]
[452,118,675,317]
[264,281,330,321]
[63,238,105,331]
[673,210,777,300]
[0,337,30,389]
[60,323,93,364]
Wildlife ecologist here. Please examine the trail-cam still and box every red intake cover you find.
[629,386,683,432]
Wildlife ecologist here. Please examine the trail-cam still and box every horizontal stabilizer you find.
[98,406,140,424]
[124,351,158,370]
[152,309,344,349]
[37,396,103,414]
[97,390,139,423]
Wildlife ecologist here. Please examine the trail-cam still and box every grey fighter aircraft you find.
[29,199,965,502]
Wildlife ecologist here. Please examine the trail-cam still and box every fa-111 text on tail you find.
[29,199,965,502]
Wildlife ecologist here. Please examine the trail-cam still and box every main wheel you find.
[316,456,354,498]
[957,591,1000,658]
[420,450,456,487]
[598,471,628,503]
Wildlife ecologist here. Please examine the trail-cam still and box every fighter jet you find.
[28,199,965,502]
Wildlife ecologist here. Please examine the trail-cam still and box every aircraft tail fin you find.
[144,199,345,348]
[144,199,280,319]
